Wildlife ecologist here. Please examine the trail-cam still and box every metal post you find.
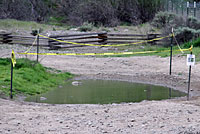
[176,3,178,14]
[187,1,190,16]
[10,60,13,99]
[182,2,184,16]
[187,51,192,101]
[194,1,196,17]
[169,33,173,75]
[167,0,169,11]
[37,30,39,63]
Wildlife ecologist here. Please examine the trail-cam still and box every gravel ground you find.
[0,44,200,134]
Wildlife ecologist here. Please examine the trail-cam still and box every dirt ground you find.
[1,46,200,134]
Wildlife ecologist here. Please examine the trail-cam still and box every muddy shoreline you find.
[1,47,200,133]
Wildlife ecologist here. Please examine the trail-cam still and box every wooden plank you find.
[8,42,48,46]
[48,35,104,42]
[8,35,47,40]
[50,39,102,45]
[107,37,148,40]
[108,33,161,37]
[50,32,107,38]
[107,33,147,37]
[0,33,11,35]
[106,41,146,44]
[52,45,88,48]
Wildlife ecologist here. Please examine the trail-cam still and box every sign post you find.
[10,50,16,99]
[187,50,195,101]
[169,28,174,75]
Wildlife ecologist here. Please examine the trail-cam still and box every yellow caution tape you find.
[39,34,172,47]
[11,50,16,67]
[24,35,38,53]
[17,46,192,56]
[189,45,193,52]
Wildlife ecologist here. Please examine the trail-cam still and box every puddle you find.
[25,80,186,104]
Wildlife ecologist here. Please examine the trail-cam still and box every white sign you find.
[187,2,190,8]
[187,54,195,66]
[194,2,197,8]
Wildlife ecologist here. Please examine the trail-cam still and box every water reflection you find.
[26,80,186,104]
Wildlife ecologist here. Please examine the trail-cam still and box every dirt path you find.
[1,47,200,134]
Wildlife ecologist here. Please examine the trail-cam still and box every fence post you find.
[10,50,16,99]
[169,32,174,75]
[2,33,12,44]
[147,34,157,45]
[10,59,13,99]
[48,36,54,50]
[167,0,169,11]
[187,1,190,16]
[194,1,196,17]
[98,33,107,45]
[182,2,184,16]
[37,30,39,63]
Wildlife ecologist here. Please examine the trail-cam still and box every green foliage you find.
[186,16,200,30]
[48,16,65,26]
[152,12,200,45]
[183,37,200,48]
[0,0,165,27]
[0,58,72,97]
[78,22,94,32]
[152,12,185,28]
[175,27,200,43]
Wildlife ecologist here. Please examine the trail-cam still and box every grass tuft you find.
[0,58,72,97]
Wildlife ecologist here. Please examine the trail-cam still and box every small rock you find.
[131,119,136,122]
[72,81,82,86]
[40,97,47,101]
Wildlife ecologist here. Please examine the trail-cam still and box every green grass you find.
[0,58,72,97]
[103,44,200,61]
[0,19,71,32]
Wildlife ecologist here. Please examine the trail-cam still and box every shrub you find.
[186,16,200,30]
[183,37,200,48]
[68,0,119,27]
[78,22,94,32]
[152,12,185,29]
[175,27,200,43]
[152,12,200,45]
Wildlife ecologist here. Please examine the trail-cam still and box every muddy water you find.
[26,80,186,104]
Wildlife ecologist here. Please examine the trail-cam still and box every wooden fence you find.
[0,32,164,50]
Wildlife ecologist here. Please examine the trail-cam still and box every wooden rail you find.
[0,32,164,50]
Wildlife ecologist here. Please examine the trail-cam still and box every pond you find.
[25,80,186,104]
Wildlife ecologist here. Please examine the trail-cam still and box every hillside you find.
[0,0,163,26]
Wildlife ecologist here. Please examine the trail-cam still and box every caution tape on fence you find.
[17,46,192,56]
[39,34,172,47]
[11,50,16,67]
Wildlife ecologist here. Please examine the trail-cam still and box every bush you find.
[152,12,200,45]
[186,16,200,30]
[78,22,94,32]
[152,12,185,29]
[183,37,200,48]
[0,0,52,22]
[68,0,119,27]
[175,27,200,43]
[0,0,164,27]
[57,0,164,27]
